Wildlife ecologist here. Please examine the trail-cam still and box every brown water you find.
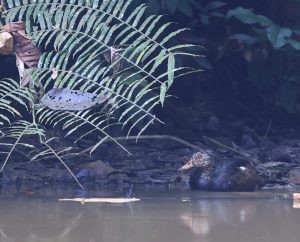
[0,191,299,242]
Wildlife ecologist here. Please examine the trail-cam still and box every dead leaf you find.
[13,30,41,68]
[51,68,58,79]
[2,21,25,32]
[0,31,13,55]
[41,88,108,111]
[3,21,41,68]
[20,68,33,87]
[16,55,33,87]
[103,46,123,73]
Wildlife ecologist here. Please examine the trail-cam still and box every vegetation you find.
[145,0,300,117]
[0,0,197,187]
[1,0,300,187]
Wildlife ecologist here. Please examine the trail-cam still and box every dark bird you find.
[179,152,262,191]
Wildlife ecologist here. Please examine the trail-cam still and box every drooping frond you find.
[41,138,84,189]
[36,106,130,154]
[0,120,46,171]
[0,118,83,188]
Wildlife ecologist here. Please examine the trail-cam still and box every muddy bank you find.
[1,129,300,195]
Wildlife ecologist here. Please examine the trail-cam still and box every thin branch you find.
[80,135,203,154]
[42,141,84,190]
[203,136,259,166]
[0,125,28,172]
[262,119,272,142]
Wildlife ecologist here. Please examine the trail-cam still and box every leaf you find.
[177,0,194,17]
[164,0,179,14]
[89,136,109,155]
[160,83,167,106]
[41,88,108,111]
[167,53,175,88]
[287,39,300,50]
[227,7,272,27]
[205,1,227,11]
[51,68,58,79]
[196,57,212,70]
[266,25,292,49]
[0,31,14,55]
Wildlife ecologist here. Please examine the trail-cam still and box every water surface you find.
[0,191,299,242]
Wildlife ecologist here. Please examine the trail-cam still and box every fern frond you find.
[0,120,46,171]
[36,107,130,154]
[0,78,33,125]
[4,0,198,100]
[41,139,84,189]
[32,51,163,137]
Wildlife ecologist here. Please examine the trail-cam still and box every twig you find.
[262,119,272,142]
[80,135,203,155]
[42,141,84,190]
[203,136,259,165]
[245,126,262,142]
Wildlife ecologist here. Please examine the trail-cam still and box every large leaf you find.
[227,7,272,27]
[164,0,179,14]
[266,25,292,49]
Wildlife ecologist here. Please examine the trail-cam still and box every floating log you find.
[293,193,300,200]
[58,197,140,204]
[293,201,300,209]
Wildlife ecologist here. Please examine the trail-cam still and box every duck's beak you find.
[179,159,194,171]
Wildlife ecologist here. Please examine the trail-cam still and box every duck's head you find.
[179,151,213,171]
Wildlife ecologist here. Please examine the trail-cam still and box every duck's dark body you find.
[189,159,262,192]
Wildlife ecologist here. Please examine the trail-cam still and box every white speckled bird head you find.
[179,151,212,171]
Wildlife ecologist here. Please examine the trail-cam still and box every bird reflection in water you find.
[179,199,258,237]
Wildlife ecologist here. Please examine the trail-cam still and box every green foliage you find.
[153,0,300,115]
[0,0,197,186]
[0,78,31,124]
[227,7,300,49]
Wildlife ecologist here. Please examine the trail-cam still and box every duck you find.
[179,152,262,191]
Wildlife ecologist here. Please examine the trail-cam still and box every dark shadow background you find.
[148,0,300,140]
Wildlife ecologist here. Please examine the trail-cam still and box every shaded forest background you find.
[143,0,300,140]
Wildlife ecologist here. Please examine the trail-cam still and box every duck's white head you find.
[179,151,212,171]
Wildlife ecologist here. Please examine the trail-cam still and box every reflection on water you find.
[0,191,299,242]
